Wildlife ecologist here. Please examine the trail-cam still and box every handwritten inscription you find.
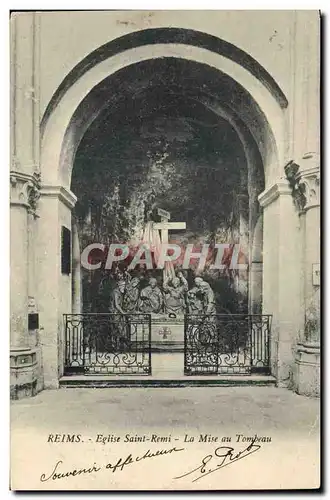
[39,434,269,484]
[174,438,262,482]
[106,446,184,473]
[40,446,184,482]
[40,461,101,482]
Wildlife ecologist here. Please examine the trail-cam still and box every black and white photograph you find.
[9,9,320,490]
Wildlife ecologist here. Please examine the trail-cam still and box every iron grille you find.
[64,313,151,375]
[184,314,272,375]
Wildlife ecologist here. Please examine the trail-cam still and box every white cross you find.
[153,208,186,244]
[153,208,186,280]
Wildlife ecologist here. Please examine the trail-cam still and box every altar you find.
[150,314,184,351]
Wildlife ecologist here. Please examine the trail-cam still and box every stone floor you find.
[10,386,320,491]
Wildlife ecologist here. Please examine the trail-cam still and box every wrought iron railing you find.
[184,314,272,375]
[64,313,151,375]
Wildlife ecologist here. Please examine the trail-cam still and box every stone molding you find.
[296,342,320,355]
[258,181,292,208]
[151,315,184,325]
[294,341,320,397]
[40,185,77,209]
[10,347,37,369]
[10,170,41,216]
[284,152,320,213]
[10,347,38,400]
[10,174,78,214]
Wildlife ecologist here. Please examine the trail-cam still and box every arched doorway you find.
[38,29,287,387]
[71,57,264,312]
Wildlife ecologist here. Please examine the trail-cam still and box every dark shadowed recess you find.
[71,58,264,314]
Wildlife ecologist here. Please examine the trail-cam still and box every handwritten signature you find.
[40,446,185,482]
[174,438,262,482]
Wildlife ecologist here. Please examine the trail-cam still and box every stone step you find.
[61,352,274,387]
[59,374,276,388]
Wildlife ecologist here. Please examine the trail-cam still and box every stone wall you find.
[36,10,295,118]
[10,10,320,396]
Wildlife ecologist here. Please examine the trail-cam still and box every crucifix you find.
[153,208,186,281]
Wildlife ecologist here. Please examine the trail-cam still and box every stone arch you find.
[38,31,288,385]
[41,27,288,131]
[41,40,286,191]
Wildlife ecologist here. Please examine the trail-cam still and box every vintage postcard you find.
[10,10,320,490]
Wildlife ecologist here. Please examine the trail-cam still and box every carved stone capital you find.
[284,152,320,212]
[27,171,41,217]
[10,170,41,216]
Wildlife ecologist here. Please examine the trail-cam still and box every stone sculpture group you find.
[109,271,216,316]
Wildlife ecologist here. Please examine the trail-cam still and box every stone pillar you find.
[10,12,41,398]
[237,194,249,305]
[37,186,77,388]
[249,214,263,314]
[259,180,301,384]
[285,155,320,396]
[10,171,40,398]
[10,174,29,347]
[72,219,82,314]
[284,11,320,396]
[27,175,41,327]
[10,171,40,339]
[11,12,40,175]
